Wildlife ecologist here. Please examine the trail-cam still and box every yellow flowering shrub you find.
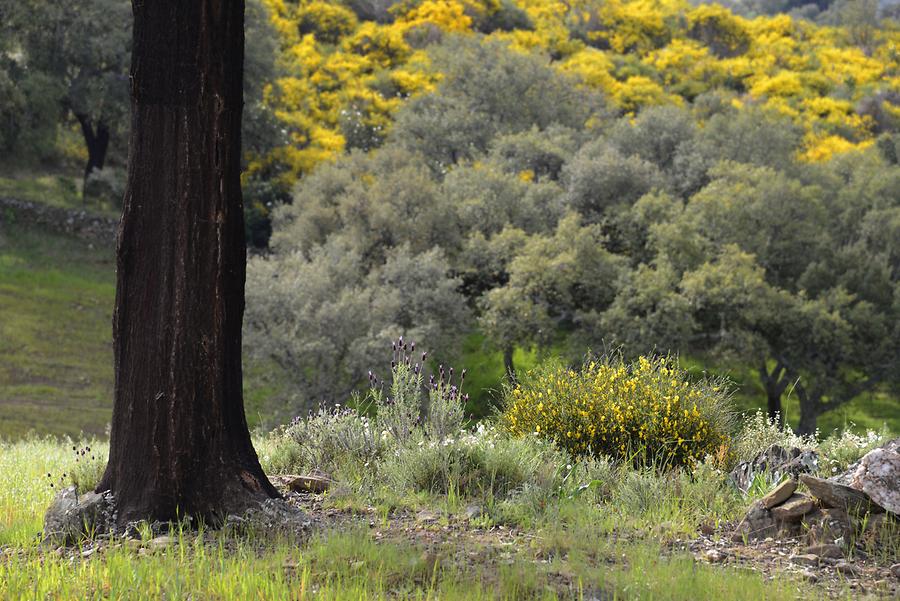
[501,356,734,468]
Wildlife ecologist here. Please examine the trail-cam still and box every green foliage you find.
[501,356,736,469]
[562,141,665,221]
[260,405,381,474]
[732,411,817,463]
[392,37,602,172]
[381,426,564,498]
[244,241,468,413]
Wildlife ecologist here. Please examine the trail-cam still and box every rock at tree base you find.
[761,479,797,509]
[43,486,115,544]
[800,474,884,514]
[848,448,900,515]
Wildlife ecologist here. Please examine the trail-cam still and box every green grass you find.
[0,436,825,600]
[0,171,121,219]
[0,224,116,438]
[0,526,818,600]
[678,356,900,435]
[0,223,291,438]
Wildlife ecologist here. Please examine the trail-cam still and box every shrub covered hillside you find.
[244,0,900,434]
[248,0,900,187]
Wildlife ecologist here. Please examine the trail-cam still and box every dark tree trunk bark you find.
[76,113,110,196]
[97,0,278,525]
[503,345,516,383]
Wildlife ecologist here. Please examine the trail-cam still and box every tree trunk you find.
[758,361,789,426]
[97,0,278,525]
[76,114,110,196]
[795,383,819,436]
[503,345,516,383]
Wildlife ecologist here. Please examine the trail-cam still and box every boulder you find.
[800,474,883,514]
[771,493,816,522]
[43,486,115,544]
[848,448,900,515]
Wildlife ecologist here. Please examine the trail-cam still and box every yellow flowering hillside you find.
[253,0,900,184]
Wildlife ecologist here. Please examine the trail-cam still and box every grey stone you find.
[890,563,900,580]
[800,474,883,514]
[805,543,844,559]
[771,493,816,522]
[43,486,115,544]
[849,448,900,515]
[762,479,797,509]
[464,504,482,520]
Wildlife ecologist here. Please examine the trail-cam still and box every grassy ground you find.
[0,222,289,438]
[0,171,121,219]
[0,436,834,600]
[0,223,116,438]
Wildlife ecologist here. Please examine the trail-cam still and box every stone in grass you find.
[286,471,333,494]
[804,543,844,559]
[771,493,816,522]
[800,475,883,515]
[761,479,797,509]
[43,486,115,545]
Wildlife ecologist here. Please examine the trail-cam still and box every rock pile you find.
[732,439,899,562]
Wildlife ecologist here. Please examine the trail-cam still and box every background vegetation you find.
[1,0,899,436]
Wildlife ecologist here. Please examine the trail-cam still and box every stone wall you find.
[0,197,118,243]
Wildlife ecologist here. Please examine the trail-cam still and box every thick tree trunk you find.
[76,114,110,196]
[97,0,278,525]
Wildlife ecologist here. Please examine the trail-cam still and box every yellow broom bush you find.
[501,356,734,468]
